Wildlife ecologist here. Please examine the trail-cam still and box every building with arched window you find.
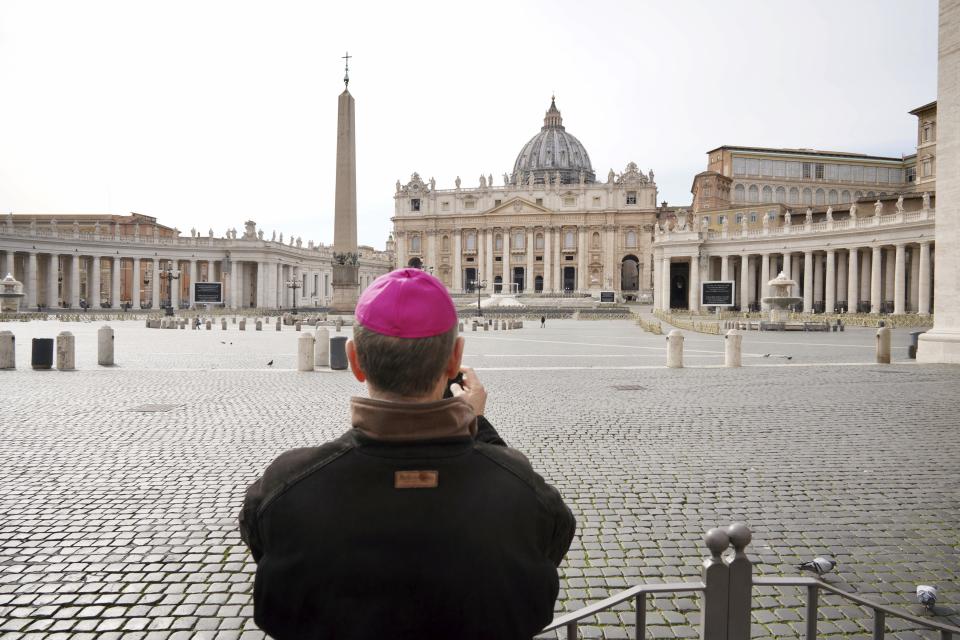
[392,98,660,298]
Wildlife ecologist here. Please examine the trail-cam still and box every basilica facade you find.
[391,99,660,299]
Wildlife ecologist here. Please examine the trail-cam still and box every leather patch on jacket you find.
[395,470,439,489]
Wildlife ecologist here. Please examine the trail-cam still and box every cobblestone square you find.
[0,318,957,639]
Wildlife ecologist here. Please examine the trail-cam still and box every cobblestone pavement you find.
[0,319,957,639]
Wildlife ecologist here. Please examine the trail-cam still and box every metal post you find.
[873,608,885,640]
[566,621,577,639]
[726,523,752,640]
[701,527,730,640]
[805,584,819,640]
[635,593,647,640]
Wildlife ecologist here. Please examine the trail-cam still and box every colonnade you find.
[661,241,934,315]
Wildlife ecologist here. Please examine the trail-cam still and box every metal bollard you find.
[98,325,114,366]
[31,338,54,370]
[724,329,742,368]
[314,327,330,367]
[297,334,315,371]
[56,331,75,371]
[876,325,891,364]
[329,335,348,370]
[0,331,14,369]
[666,329,684,368]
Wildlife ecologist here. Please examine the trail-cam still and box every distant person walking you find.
[541,315,546,328]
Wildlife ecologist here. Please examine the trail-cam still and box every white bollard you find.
[98,325,114,366]
[239,319,246,331]
[256,319,263,331]
[724,329,742,368]
[56,331,76,371]
[0,331,14,369]
[666,329,684,368]
[205,320,212,330]
[276,319,282,332]
[298,334,315,371]
[296,321,302,332]
[876,324,891,364]
[314,327,330,367]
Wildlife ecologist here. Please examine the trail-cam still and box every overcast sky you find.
[0,0,938,249]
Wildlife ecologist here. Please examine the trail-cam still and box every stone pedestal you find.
[331,265,359,313]
[56,331,75,371]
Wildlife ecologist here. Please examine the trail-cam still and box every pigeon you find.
[798,557,836,576]
[763,353,792,360]
[267,360,274,367]
[917,585,937,611]
[220,341,225,344]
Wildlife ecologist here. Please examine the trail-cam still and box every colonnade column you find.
[825,250,836,314]
[894,244,906,315]
[814,252,824,311]
[229,261,239,309]
[870,246,882,313]
[70,253,80,309]
[884,248,896,304]
[720,255,730,281]
[847,248,859,312]
[860,250,872,308]
[543,227,552,293]
[802,251,813,313]
[132,258,141,309]
[26,252,38,309]
[256,262,266,308]
[111,257,122,309]
[189,260,198,307]
[760,253,771,311]
[525,228,534,292]
[152,259,161,309]
[837,253,847,310]
[909,246,921,312]
[689,255,700,313]
[739,255,749,310]
[48,254,60,309]
[91,256,101,309]
[453,232,463,292]
[171,261,180,310]
[919,242,931,315]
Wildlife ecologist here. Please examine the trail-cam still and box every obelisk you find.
[331,52,360,313]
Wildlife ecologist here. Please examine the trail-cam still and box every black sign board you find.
[194,282,223,304]
[600,291,615,303]
[701,281,735,307]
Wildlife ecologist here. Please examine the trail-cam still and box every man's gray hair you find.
[353,323,458,397]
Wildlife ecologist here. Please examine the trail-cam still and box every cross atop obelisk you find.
[331,51,360,312]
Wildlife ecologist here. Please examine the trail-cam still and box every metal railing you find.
[543,523,959,640]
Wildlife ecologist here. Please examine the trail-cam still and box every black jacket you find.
[239,396,576,640]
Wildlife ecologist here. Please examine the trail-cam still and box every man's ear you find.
[443,336,465,379]
[345,339,366,382]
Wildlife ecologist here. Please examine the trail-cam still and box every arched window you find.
[867,191,875,198]
[748,185,759,202]
[513,231,524,248]
[775,186,786,203]
[828,190,838,205]
[789,187,799,204]
[564,230,575,248]
[841,190,851,203]
[410,234,421,253]
[466,232,476,251]
[802,188,813,205]
[495,234,503,250]
[442,235,450,252]
[592,231,601,248]
[762,186,773,202]
[815,189,826,205]
[734,184,745,202]
[626,230,637,248]
[535,233,544,250]
[855,191,864,199]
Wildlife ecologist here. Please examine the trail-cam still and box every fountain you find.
[761,271,802,325]
[0,273,25,313]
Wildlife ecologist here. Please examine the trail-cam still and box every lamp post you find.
[470,279,487,317]
[158,267,181,316]
[285,278,302,314]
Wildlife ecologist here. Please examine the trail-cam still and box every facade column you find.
[427,231,437,273]
[870,246,882,313]
[69,255,81,308]
[814,252,824,310]
[847,248,859,312]
[739,255,749,310]
[48,254,60,308]
[189,260,198,307]
[453,231,463,292]
[526,227,534,292]
[132,258,141,309]
[503,229,511,293]
[475,230,484,285]
[543,227,552,293]
[152,259,161,309]
[26,252,38,309]
[578,227,588,292]
[893,244,906,315]
[395,233,406,269]
[554,227,563,293]
[802,251,813,313]
[486,230,494,291]
[91,256,101,309]
[111,257,122,309]
[825,250,836,314]
[918,242,931,315]
[689,254,700,312]
[760,253,771,311]
[909,246,921,312]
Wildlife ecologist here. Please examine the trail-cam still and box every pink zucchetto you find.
[355,269,458,338]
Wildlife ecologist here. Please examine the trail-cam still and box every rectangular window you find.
[735,214,742,224]
[773,161,786,177]
[733,158,746,176]
[535,256,543,261]
[852,165,864,182]
[563,196,576,206]
[750,213,757,223]
[839,164,851,181]
[495,256,502,262]
[466,257,474,263]
[746,159,761,175]
[802,163,812,179]
[825,164,838,180]
[702,216,710,226]
[787,162,802,178]
[718,215,726,224]
[536,198,543,205]
[815,163,824,180]
[906,166,916,182]
[441,201,450,211]
[864,166,876,182]
[626,191,637,205]
[494,199,501,206]
[761,159,774,176]
[565,255,574,261]
[410,198,421,212]
[877,167,888,183]
[464,200,476,209]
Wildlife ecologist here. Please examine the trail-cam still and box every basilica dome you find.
[512,97,596,185]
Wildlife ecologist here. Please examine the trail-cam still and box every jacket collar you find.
[351,396,478,442]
